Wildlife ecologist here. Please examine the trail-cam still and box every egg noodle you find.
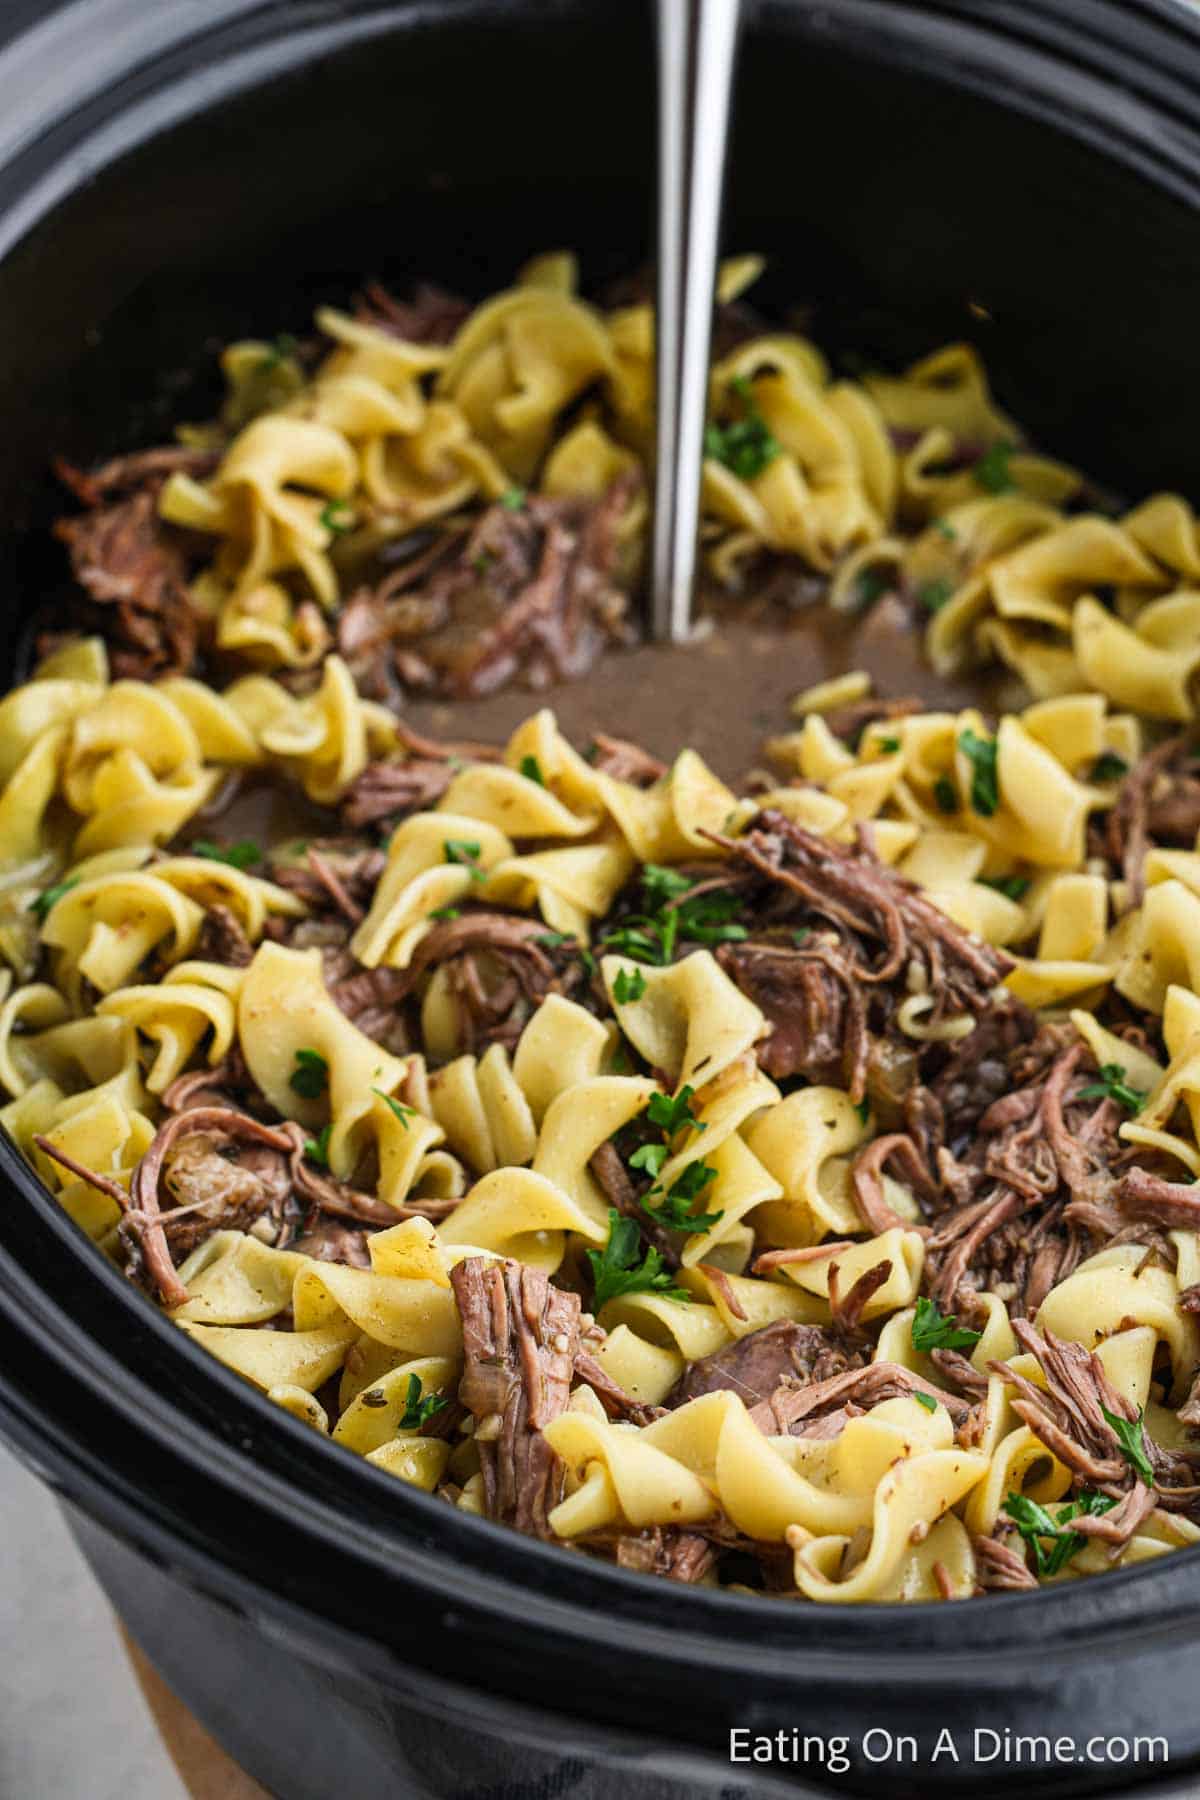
[4,256,1200,1603]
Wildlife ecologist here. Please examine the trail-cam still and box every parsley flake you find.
[499,485,527,511]
[934,776,958,814]
[855,568,892,609]
[1077,1063,1146,1115]
[646,1085,704,1138]
[443,839,486,882]
[980,873,1030,902]
[974,440,1015,494]
[640,1158,724,1234]
[1090,751,1129,783]
[1003,1489,1116,1577]
[191,839,262,870]
[30,877,78,921]
[629,1143,669,1180]
[258,332,298,373]
[958,728,999,816]
[918,578,954,614]
[792,927,811,947]
[373,1087,416,1129]
[319,499,355,535]
[914,1392,938,1414]
[704,378,781,482]
[586,1209,693,1311]
[290,1048,329,1099]
[934,518,957,541]
[876,735,902,755]
[430,906,461,921]
[304,1123,332,1166]
[399,1373,450,1432]
[1101,1406,1155,1484]
[911,1296,981,1353]
[613,967,647,1005]
[519,754,546,787]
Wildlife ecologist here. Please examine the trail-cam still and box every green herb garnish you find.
[499,485,527,511]
[640,1160,723,1234]
[911,1295,982,1353]
[629,1143,669,1180]
[855,1099,870,1126]
[1101,1406,1155,1484]
[934,776,958,814]
[974,440,1015,494]
[519,754,546,787]
[1090,751,1129,783]
[319,499,355,535]
[471,550,493,577]
[258,332,298,373]
[430,906,461,921]
[290,1048,329,1099]
[399,1373,450,1432]
[1077,1063,1146,1115]
[191,839,262,870]
[980,873,1030,902]
[914,1392,938,1413]
[30,877,79,921]
[918,578,954,614]
[792,927,811,947]
[536,931,575,950]
[613,967,647,1004]
[855,568,892,609]
[587,1209,692,1311]
[934,518,957,541]
[304,1123,332,1166]
[443,839,486,882]
[373,1087,416,1129]
[1002,1489,1116,1577]
[875,736,902,755]
[958,728,999,816]
[704,377,781,482]
[646,1085,704,1138]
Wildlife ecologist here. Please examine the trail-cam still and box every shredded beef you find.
[290,1221,372,1268]
[973,1532,1039,1591]
[339,757,453,830]
[54,489,200,679]
[666,1319,862,1409]
[337,478,638,702]
[1115,1166,1200,1230]
[451,1256,580,1536]
[195,904,255,969]
[612,1528,717,1584]
[353,278,471,345]
[1102,733,1200,905]
[749,1359,971,1436]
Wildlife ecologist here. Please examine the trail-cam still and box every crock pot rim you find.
[1,0,1200,1677]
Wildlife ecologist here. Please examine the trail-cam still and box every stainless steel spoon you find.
[651,0,743,643]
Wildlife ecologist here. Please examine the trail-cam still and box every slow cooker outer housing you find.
[3,3,1200,1795]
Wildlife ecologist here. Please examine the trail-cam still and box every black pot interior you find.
[4,1,1200,1790]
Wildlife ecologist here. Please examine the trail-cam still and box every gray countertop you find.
[0,1444,185,1800]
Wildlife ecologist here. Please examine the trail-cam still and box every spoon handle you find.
[651,0,742,643]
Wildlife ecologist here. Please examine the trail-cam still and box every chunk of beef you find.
[337,478,638,702]
[666,1319,862,1408]
[195,904,255,969]
[1103,733,1200,905]
[290,1221,372,1268]
[353,279,471,345]
[613,1527,717,1584]
[339,757,453,830]
[451,1257,581,1536]
[748,1359,971,1436]
[54,489,200,679]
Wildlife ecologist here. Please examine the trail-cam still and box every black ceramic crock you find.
[4,4,1200,1795]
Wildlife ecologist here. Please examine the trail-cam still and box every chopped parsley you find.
[519,754,546,787]
[914,1392,938,1414]
[1101,1405,1155,1484]
[290,1048,329,1099]
[1077,1062,1146,1115]
[980,873,1030,902]
[258,332,299,373]
[1090,751,1129,783]
[373,1087,415,1129]
[30,877,79,921]
[600,865,747,965]
[934,517,957,541]
[191,839,262,870]
[319,499,355,535]
[792,927,811,947]
[629,1142,669,1180]
[974,440,1015,494]
[933,776,958,814]
[536,931,574,950]
[855,568,892,609]
[911,1295,982,1353]
[918,578,954,614]
[304,1123,332,1166]
[875,735,902,755]
[640,1159,723,1234]
[471,550,494,577]
[499,485,527,511]
[398,1373,450,1432]
[958,728,999,816]
[613,966,647,1004]
[704,376,781,482]
[587,1209,692,1311]
[854,1098,870,1126]
[430,906,461,921]
[646,1085,704,1138]
[443,838,486,882]
[1002,1490,1116,1578]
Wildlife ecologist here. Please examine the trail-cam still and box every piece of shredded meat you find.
[53,488,201,680]
[195,904,255,969]
[666,1319,864,1409]
[337,477,639,703]
[353,278,471,345]
[451,1256,580,1536]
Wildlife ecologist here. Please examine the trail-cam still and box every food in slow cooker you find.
[4,254,1200,1603]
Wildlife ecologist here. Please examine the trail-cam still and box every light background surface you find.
[0,1444,185,1800]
